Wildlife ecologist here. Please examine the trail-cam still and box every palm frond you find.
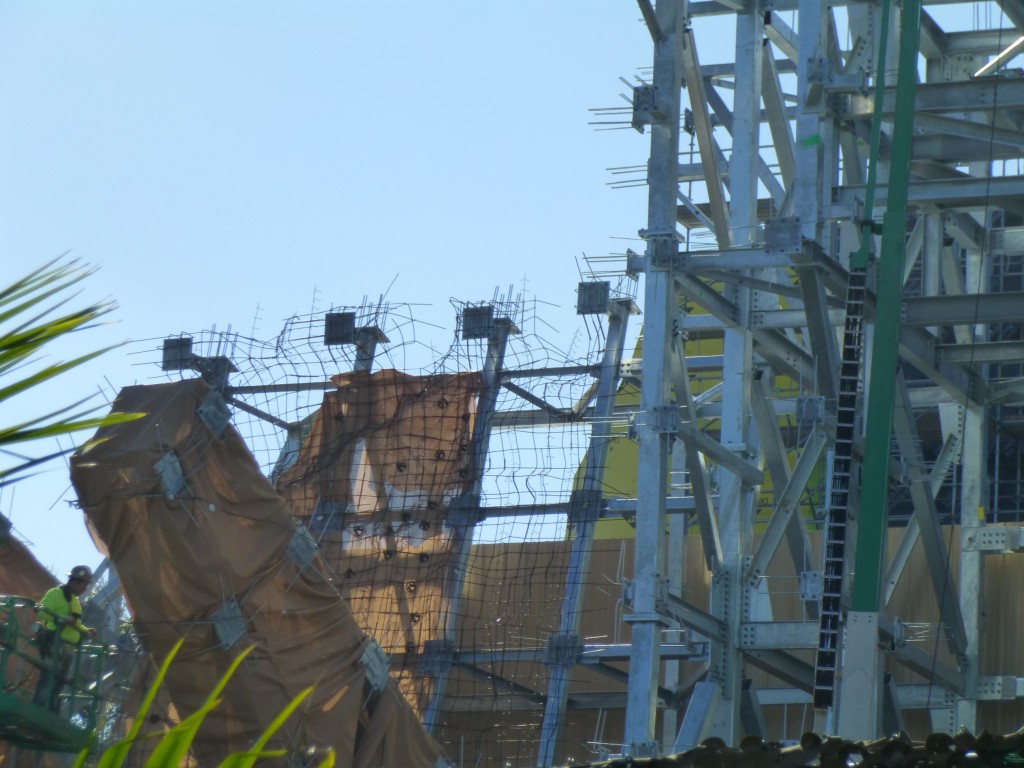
[0,258,142,482]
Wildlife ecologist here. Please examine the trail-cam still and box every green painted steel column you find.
[851,0,923,612]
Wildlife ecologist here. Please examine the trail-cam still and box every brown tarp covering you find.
[70,379,445,767]
[275,370,480,714]
[0,538,56,599]
[276,369,480,521]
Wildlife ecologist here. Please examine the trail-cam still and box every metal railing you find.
[0,594,113,752]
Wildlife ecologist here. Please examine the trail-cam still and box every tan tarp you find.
[71,379,445,767]
[275,370,480,714]
[319,537,455,714]
[276,369,480,522]
[0,538,56,599]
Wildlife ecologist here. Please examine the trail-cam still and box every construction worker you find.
[31,565,97,712]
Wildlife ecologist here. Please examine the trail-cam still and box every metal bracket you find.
[197,389,231,437]
[211,598,247,649]
[805,57,828,106]
[567,488,603,527]
[619,358,642,382]
[154,451,187,502]
[286,523,318,571]
[543,633,581,668]
[359,638,391,692]
[963,526,1024,552]
[739,622,757,649]
[577,281,611,315]
[621,577,671,626]
[796,396,825,425]
[631,84,665,132]
[310,499,350,534]
[976,676,1018,700]
[764,217,802,255]
[193,356,237,392]
[626,740,660,758]
[420,638,457,676]
[641,231,680,270]
[625,248,645,278]
[445,494,483,531]
[649,405,681,435]
[800,571,823,601]
[889,618,907,648]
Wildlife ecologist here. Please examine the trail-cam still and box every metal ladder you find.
[813,267,867,709]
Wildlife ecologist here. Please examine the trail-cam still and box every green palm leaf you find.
[73,639,185,768]
[0,257,142,484]
[216,687,313,768]
[143,646,256,768]
[92,639,185,768]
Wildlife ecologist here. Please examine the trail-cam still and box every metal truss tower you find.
[625,0,1024,754]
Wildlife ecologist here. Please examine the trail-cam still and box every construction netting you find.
[125,299,625,764]
[67,295,656,766]
[71,379,446,767]
[275,369,481,715]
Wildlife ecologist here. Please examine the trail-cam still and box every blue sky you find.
[0,3,662,577]
[0,2,1002,579]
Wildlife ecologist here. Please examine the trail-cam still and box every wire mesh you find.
[138,292,640,766]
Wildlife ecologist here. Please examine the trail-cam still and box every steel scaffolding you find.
[623,0,1024,755]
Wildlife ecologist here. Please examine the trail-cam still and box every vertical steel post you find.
[423,318,512,734]
[707,5,762,742]
[536,299,634,767]
[624,0,684,756]
[792,0,825,241]
[955,335,988,730]
[352,327,384,372]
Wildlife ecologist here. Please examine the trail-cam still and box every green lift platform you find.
[0,595,112,753]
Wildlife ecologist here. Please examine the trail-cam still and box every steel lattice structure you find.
[619,0,1024,757]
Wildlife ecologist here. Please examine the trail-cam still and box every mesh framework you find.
[143,291,647,766]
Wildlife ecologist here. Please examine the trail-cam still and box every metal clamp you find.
[567,488,603,527]
[286,523,319,571]
[359,638,391,692]
[419,638,457,676]
[446,494,483,531]
[211,598,247,649]
[197,389,230,436]
[154,451,187,502]
[543,633,581,668]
